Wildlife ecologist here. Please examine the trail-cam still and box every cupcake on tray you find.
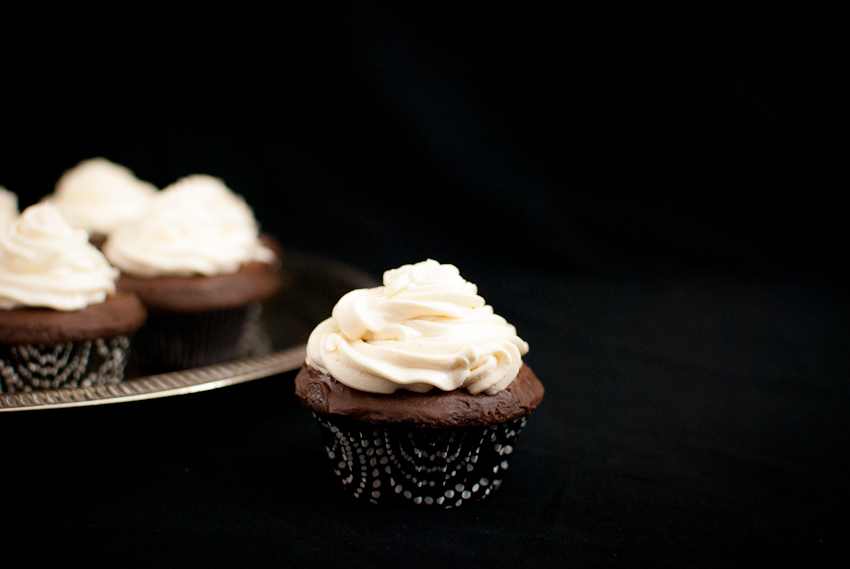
[46,157,158,247]
[102,174,282,374]
[295,259,544,508]
[0,203,147,393]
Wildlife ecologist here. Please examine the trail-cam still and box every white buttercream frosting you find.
[0,202,119,311]
[306,260,529,395]
[0,187,18,226]
[47,157,158,235]
[103,174,274,277]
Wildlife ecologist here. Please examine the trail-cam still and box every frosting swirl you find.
[48,157,158,235]
[0,203,119,311]
[0,187,18,226]
[306,260,529,395]
[103,174,275,277]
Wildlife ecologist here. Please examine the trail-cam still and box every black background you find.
[1,3,847,566]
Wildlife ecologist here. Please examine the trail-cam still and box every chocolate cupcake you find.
[295,260,543,507]
[103,174,281,374]
[0,203,147,393]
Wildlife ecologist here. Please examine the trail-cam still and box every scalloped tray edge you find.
[0,344,306,412]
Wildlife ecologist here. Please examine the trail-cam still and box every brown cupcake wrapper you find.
[313,412,529,508]
[0,336,133,393]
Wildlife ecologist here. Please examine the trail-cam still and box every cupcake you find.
[102,174,282,374]
[294,259,544,507]
[0,203,147,393]
[46,157,158,246]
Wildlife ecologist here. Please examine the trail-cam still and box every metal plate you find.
[0,252,377,412]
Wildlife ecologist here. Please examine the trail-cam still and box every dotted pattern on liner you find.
[0,337,130,394]
[314,414,527,508]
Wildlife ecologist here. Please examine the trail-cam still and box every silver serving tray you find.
[0,252,377,412]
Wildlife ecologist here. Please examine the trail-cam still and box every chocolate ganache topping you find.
[295,362,543,428]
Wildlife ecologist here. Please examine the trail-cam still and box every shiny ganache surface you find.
[294,362,544,428]
[0,292,147,344]
[116,261,283,312]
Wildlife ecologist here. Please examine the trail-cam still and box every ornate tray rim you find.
[0,344,306,412]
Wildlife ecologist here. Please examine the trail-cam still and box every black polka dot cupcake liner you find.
[312,413,529,508]
[0,336,132,393]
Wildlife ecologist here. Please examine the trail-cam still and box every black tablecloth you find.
[4,267,848,566]
[2,3,846,566]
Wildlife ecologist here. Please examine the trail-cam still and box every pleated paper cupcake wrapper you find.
[313,412,528,508]
[0,336,132,393]
[131,304,255,375]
